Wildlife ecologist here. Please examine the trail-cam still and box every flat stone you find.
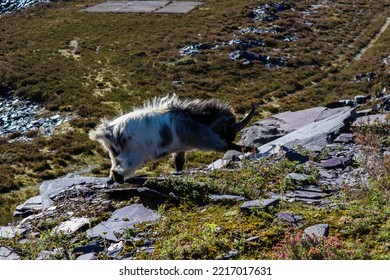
[83,1,134,12]
[209,194,246,202]
[121,1,169,12]
[295,185,329,193]
[0,226,26,239]
[286,173,308,182]
[0,246,20,260]
[334,133,354,143]
[320,157,352,169]
[36,249,63,260]
[53,217,89,235]
[83,1,201,14]
[255,107,354,156]
[108,241,124,258]
[352,114,388,126]
[240,198,279,212]
[286,190,330,199]
[277,212,303,226]
[304,224,329,238]
[86,204,160,242]
[77,252,97,260]
[40,176,109,199]
[319,169,335,179]
[239,107,327,147]
[154,1,202,13]
[207,158,231,170]
[290,197,324,204]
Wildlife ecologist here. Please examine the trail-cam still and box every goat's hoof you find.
[112,171,124,184]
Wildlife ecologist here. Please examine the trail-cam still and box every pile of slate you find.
[178,1,315,66]
[0,92,71,141]
[0,0,50,15]
[251,1,292,22]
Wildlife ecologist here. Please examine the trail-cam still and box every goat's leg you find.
[174,151,186,171]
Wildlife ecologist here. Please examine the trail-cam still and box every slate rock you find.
[40,176,109,198]
[0,226,26,239]
[207,158,231,170]
[240,198,279,212]
[36,248,63,260]
[255,107,355,156]
[14,195,45,216]
[277,212,303,227]
[53,217,90,235]
[286,190,330,199]
[222,150,242,161]
[209,194,246,202]
[286,172,308,182]
[77,252,97,260]
[86,204,160,242]
[333,133,354,143]
[239,107,328,147]
[108,241,124,259]
[320,157,352,169]
[0,246,20,260]
[304,224,329,238]
[352,114,388,126]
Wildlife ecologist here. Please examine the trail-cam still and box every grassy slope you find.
[0,0,389,258]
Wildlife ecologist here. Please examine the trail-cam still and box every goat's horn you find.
[232,103,256,133]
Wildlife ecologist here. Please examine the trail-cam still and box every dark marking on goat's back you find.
[158,124,173,148]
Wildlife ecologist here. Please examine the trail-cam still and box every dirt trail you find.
[354,17,390,60]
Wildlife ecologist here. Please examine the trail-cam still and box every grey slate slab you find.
[83,1,201,13]
[40,176,109,198]
[53,217,90,235]
[0,226,26,239]
[0,246,20,260]
[240,198,279,212]
[86,204,160,242]
[352,114,388,126]
[154,1,202,13]
[209,194,246,202]
[255,107,354,157]
[121,1,169,12]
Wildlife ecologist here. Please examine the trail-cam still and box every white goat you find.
[89,95,255,183]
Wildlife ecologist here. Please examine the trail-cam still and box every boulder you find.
[304,224,329,238]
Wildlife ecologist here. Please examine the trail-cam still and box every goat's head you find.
[212,103,256,142]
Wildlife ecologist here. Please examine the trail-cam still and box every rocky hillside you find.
[0,0,50,15]
[0,0,390,260]
[1,93,389,260]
